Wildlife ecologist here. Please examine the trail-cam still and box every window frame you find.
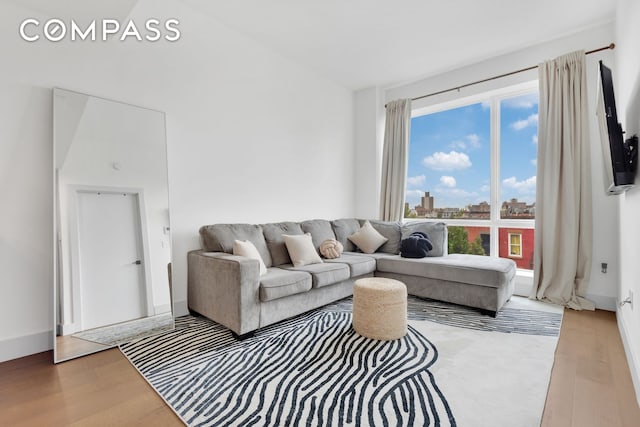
[507,232,523,258]
[406,80,537,267]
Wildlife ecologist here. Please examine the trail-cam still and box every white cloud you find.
[530,159,537,167]
[450,140,466,150]
[407,175,426,187]
[481,100,491,110]
[466,134,481,148]
[450,133,481,151]
[480,185,490,192]
[512,113,539,130]
[440,175,456,188]
[423,151,472,170]
[502,176,537,193]
[532,134,538,145]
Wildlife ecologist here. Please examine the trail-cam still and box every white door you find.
[77,191,146,330]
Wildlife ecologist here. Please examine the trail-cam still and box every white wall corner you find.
[0,331,53,363]
[617,311,640,407]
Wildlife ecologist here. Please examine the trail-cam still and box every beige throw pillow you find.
[348,221,388,254]
[282,233,323,267]
[233,240,267,275]
[319,239,344,259]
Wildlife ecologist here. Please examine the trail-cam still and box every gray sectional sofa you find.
[188,219,516,337]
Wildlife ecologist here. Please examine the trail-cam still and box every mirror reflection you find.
[53,88,173,363]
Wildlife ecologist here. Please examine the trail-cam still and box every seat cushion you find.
[200,223,273,267]
[280,262,350,288]
[346,251,395,261]
[259,268,312,302]
[325,253,376,277]
[376,254,516,289]
[262,222,304,266]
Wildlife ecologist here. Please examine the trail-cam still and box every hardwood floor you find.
[1,309,638,426]
[0,348,181,426]
[541,309,640,427]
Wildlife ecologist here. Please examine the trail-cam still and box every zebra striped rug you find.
[120,296,562,427]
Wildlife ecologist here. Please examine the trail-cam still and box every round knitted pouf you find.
[353,277,407,340]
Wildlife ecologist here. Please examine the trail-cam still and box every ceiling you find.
[10,0,616,90]
[182,0,616,89]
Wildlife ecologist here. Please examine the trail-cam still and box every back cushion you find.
[401,222,448,257]
[365,220,402,254]
[300,219,336,250]
[331,218,361,252]
[199,224,273,267]
[262,222,304,266]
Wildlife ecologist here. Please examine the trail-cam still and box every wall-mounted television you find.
[597,60,637,195]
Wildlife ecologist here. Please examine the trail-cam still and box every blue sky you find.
[406,92,538,209]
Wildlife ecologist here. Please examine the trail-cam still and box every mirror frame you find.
[53,88,173,363]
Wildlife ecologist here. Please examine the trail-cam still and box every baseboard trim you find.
[617,310,640,407]
[587,293,617,311]
[0,330,53,363]
[174,299,189,317]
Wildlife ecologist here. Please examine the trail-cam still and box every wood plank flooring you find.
[1,309,638,426]
[541,309,640,427]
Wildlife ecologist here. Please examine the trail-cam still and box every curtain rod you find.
[386,43,615,107]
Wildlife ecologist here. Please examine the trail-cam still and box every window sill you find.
[514,268,533,297]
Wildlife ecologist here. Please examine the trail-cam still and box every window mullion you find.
[490,96,500,258]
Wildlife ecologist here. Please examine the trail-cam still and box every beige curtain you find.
[380,98,411,221]
[532,51,594,310]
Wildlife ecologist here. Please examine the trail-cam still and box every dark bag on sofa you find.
[400,231,433,258]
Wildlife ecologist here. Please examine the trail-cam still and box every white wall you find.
[354,87,385,218]
[358,23,618,309]
[0,0,354,362]
[615,0,640,405]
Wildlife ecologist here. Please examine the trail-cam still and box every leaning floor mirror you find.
[53,88,174,363]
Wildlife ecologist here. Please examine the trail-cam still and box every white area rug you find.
[121,296,562,426]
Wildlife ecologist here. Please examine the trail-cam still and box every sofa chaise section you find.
[375,254,516,316]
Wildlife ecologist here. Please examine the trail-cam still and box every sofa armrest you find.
[187,250,261,335]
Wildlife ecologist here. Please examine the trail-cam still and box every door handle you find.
[133,260,142,265]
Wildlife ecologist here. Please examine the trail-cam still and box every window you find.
[500,93,538,220]
[405,83,538,270]
[406,103,490,219]
[508,232,522,258]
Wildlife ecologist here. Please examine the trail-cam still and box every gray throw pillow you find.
[401,222,448,257]
[300,219,336,250]
[262,222,304,266]
[199,223,273,267]
[331,218,361,252]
